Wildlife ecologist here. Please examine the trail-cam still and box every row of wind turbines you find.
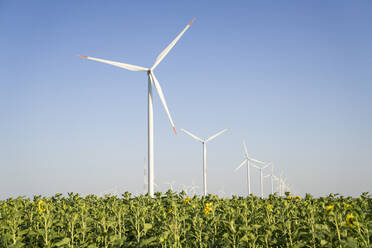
[180,129,292,197]
[79,19,292,197]
[234,140,291,197]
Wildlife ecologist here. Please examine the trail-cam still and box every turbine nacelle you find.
[180,128,228,144]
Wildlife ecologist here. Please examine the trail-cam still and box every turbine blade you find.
[79,55,148,71]
[151,18,195,70]
[252,164,261,169]
[180,128,203,142]
[262,162,272,169]
[243,140,248,157]
[149,72,176,134]
[206,128,228,143]
[248,157,266,165]
[234,159,247,172]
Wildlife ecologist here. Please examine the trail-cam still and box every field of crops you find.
[0,192,371,248]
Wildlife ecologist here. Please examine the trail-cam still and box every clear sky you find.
[1,1,371,199]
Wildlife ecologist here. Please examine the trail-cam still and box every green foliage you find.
[0,192,371,247]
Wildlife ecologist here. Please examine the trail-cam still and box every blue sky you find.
[1,1,371,198]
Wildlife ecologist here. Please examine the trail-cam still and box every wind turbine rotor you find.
[205,128,228,143]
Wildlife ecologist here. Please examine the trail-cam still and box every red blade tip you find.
[173,126,177,135]
[188,18,196,26]
[78,54,88,59]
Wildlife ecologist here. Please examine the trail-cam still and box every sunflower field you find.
[0,192,371,248]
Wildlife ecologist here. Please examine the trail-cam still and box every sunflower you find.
[323,205,335,215]
[168,209,173,214]
[294,196,301,200]
[346,214,355,227]
[203,203,212,214]
[287,195,292,200]
[267,204,272,211]
[184,196,191,204]
[38,200,47,213]
[325,205,334,211]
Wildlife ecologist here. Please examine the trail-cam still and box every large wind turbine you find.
[234,140,266,195]
[181,128,228,196]
[79,19,195,197]
[252,162,271,197]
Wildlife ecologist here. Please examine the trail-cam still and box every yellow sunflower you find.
[324,205,334,215]
[326,205,334,211]
[294,196,301,200]
[38,200,47,213]
[203,203,212,214]
[346,214,355,227]
[267,204,273,211]
[184,196,191,204]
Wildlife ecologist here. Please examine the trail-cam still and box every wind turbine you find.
[234,140,266,195]
[79,19,195,197]
[263,162,275,195]
[252,162,271,197]
[273,172,286,196]
[265,162,274,194]
[281,177,290,195]
[273,175,280,195]
[181,128,228,196]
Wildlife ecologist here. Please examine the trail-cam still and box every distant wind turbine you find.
[264,173,275,195]
[264,162,275,195]
[234,140,266,195]
[181,128,228,196]
[79,19,195,197]
[281,177,290,195]
[252,162,271,197]
[273,172,287,196]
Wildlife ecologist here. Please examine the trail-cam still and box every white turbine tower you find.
[79,19,195,197]
[181,128,228,196]
[252,162,271,197]
[234,140,266,195]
